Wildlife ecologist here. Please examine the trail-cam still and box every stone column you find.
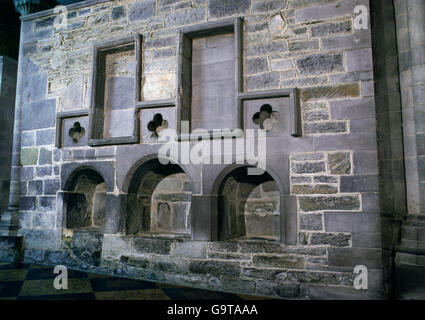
[0,55,22,236]
[0,10,25,237]
[394,0,425,299]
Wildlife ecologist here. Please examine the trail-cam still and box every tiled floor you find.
[0,262,267,300]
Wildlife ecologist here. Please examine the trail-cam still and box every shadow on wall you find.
[218,167,281,241]
[126,158,192,237]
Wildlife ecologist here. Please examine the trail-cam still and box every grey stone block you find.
[112,6,126,20]
[33,213,55,228]
[38,148,52,165]
[252,0,287,13]
[189,259,240,276]
[28,180,43,196]
[246,41,288,56]
[304,122,347,134]
[340,175,379,192]
[328,248,383,268]
[324,212,381,233]
[321,33,372,51]
[300,214,323,231]
[172,241,207,259]
[299,196,360,212]
[165,7,205,27]
[36,129,56,146]
[19,196,36,211]
[133,237,172,255]
[245,57,269,74]
[330,98,375,120]
[296,53,343,76]
[36,166,52,178]
[22,99,56,131]
[44,179,60,195]
[291,161,326,174]
[310,233,351,246]
[246,72,280,90]
[311,20,351,37]
[22,73,47,103]
[346,48,373,72]
[129,0,155,22]
[208,0,250,18]
[38,196,56,212]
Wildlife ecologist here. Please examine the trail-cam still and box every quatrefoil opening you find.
[147,113,169,138]
[68,122,86,143]
[252,104,280,131]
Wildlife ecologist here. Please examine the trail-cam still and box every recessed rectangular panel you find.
[140,107,177,144]
[103,47,136,138]
[243,97,291,136]
[63,116,89,147]
[191,33,236,131]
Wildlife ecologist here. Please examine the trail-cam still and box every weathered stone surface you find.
[311,21,352,37]
[129,0,155,22]
[328,152,351,174]
[253,255,305,269]
[291,161,326,174]
[246,72,280,90]
[133,237,172,255]
[300,213,323,230]
[304,110,329,122]
[253,0,287,13]
[189,260,240,277]
[301,84,360,101]
[246,41,288,56]
[172,241,207,259]
[165,7,205,27]
[112,6,126,20]
[310,233,351,246]
[38,148,51,165]
[296,53,343,75]
[72,231,103,266]
[304,122,347,134]
[292,184,337,194]
[208,0,251,18]
[245,57,269,74]
[22,99,56,131]
[289,40,319,52]
[299,196,361,212]
[21,148,38,166]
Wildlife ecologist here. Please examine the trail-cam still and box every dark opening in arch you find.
[218,166,280,241]
[126,159,192,236]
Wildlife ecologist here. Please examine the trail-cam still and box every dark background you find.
[0,0,21,60]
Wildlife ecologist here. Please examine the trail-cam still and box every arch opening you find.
[218,166,281,241]
[65,169,106,230]
[126,159,192,236]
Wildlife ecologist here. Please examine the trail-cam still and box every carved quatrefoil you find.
[68,122,85,143]
[252,104,280,131]
[148,113,169,138]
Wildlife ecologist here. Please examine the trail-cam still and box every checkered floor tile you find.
[0,262,267,300]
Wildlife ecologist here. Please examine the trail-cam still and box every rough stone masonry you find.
[0,0,424,300]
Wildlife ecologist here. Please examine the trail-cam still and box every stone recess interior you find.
[1,0,424,300]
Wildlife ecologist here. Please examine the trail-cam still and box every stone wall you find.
[15,0,384,299]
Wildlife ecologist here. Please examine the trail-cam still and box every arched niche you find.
[63,168,107,230]
[217,166,282,241]
[126,158,192,236]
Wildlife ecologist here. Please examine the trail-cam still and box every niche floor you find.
[0,262,272,300]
